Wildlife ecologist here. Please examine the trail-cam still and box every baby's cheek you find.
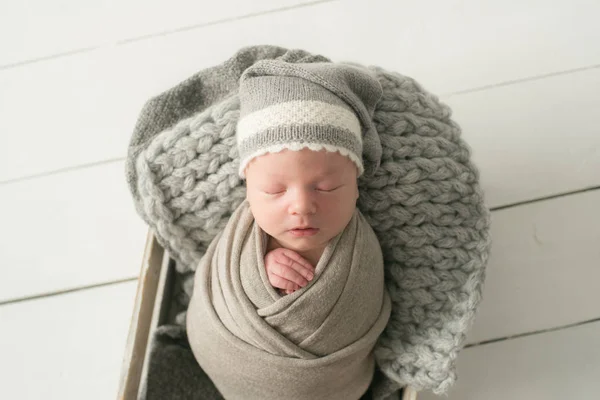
[322,196,352,220]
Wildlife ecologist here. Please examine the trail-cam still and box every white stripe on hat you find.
[238,141,365,178]
[236,100,362,144]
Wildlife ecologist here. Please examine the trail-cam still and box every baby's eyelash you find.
[264,190,285,195]
[263,185,343,195]
[317,185,343,192]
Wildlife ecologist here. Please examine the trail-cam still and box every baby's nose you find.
[289,190,317,215]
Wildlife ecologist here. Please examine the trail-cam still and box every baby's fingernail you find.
[307,273,314,280]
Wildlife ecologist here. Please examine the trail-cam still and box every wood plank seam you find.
[466,316,600,349]
[0,0,338,72]
[0,157,125,186]
[489,185,600,212]
[443,63,600,97]
[0,277,138,307]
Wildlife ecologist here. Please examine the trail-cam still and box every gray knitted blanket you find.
[126,45,491,395]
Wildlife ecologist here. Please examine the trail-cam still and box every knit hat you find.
[236,60,383,178]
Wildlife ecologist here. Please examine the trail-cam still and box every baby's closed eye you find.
[263,184,344,195]
[316,185,343,192]
[264,189,285,195]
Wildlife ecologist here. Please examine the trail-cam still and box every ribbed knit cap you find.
[236,60,383,178]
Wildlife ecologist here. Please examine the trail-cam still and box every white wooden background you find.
[0,1,599,399]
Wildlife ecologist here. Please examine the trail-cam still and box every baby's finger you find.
[278,250,315,281]
[271,262,309,287]
[268,273,300,291]
[280,249,314,271]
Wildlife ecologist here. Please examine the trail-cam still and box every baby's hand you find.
[264,248,314,295]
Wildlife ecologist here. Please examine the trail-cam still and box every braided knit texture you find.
[127,46,491,395]
[362,67,491,394]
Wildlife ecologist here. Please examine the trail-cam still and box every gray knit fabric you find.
[237,60,383,177]
[126,45,491,395]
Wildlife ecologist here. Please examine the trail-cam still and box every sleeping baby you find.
[186,59,392,400]
[249,147,360,296]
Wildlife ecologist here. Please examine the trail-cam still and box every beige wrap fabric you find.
[187,200,392,400]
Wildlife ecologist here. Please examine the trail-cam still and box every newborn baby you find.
[187,59,391,400]
[246,147,359,296]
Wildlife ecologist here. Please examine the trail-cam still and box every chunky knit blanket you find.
[126,45,491,395]
[187,199,391,399]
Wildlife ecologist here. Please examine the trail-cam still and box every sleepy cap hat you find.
[236,59,383,178]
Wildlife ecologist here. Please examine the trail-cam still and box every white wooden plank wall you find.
[0,1,598,399]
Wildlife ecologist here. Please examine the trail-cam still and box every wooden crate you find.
[118,230,165,399]
[117,231,418,400]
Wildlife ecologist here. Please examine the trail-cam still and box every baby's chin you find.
[273,232,330,251]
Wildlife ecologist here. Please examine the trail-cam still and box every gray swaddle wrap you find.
[187,200,391,400]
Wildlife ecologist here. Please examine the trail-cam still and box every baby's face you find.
[245,148,359,255]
